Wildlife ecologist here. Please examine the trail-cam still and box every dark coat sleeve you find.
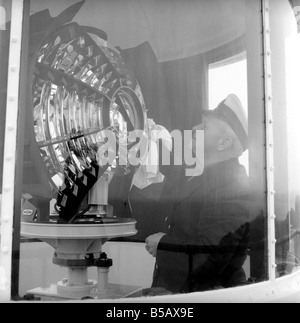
[155,197,250,292]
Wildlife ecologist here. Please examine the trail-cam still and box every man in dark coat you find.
[145,94,251,293]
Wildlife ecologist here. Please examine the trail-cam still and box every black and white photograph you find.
[1,0,300,305]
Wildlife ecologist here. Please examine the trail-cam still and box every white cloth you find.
[131,119,172,190]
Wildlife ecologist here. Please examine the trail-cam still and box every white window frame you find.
[262,0,276,282]
[0,0,24,302]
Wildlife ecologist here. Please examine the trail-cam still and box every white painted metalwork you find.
[0,0,24,302]
[261,0,276,282]
[20,221,137,240]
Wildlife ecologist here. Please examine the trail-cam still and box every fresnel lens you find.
[31,21,147,223]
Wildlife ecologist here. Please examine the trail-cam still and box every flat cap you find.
[203,94,248,151]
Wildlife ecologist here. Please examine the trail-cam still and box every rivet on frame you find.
[1,246,9,254]
[2,217,10,224]
[0,278,7,286]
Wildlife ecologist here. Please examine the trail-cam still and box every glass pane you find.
[14,0,267,301]
[271,0,300,277]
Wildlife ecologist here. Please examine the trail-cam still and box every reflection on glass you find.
[271,0,300,277]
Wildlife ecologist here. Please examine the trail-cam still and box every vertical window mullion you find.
[262,0,277,281]
[0,0,24,302]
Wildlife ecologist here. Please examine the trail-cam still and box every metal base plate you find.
[57,279,97,294]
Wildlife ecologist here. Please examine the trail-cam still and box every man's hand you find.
[145,233,166,257]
